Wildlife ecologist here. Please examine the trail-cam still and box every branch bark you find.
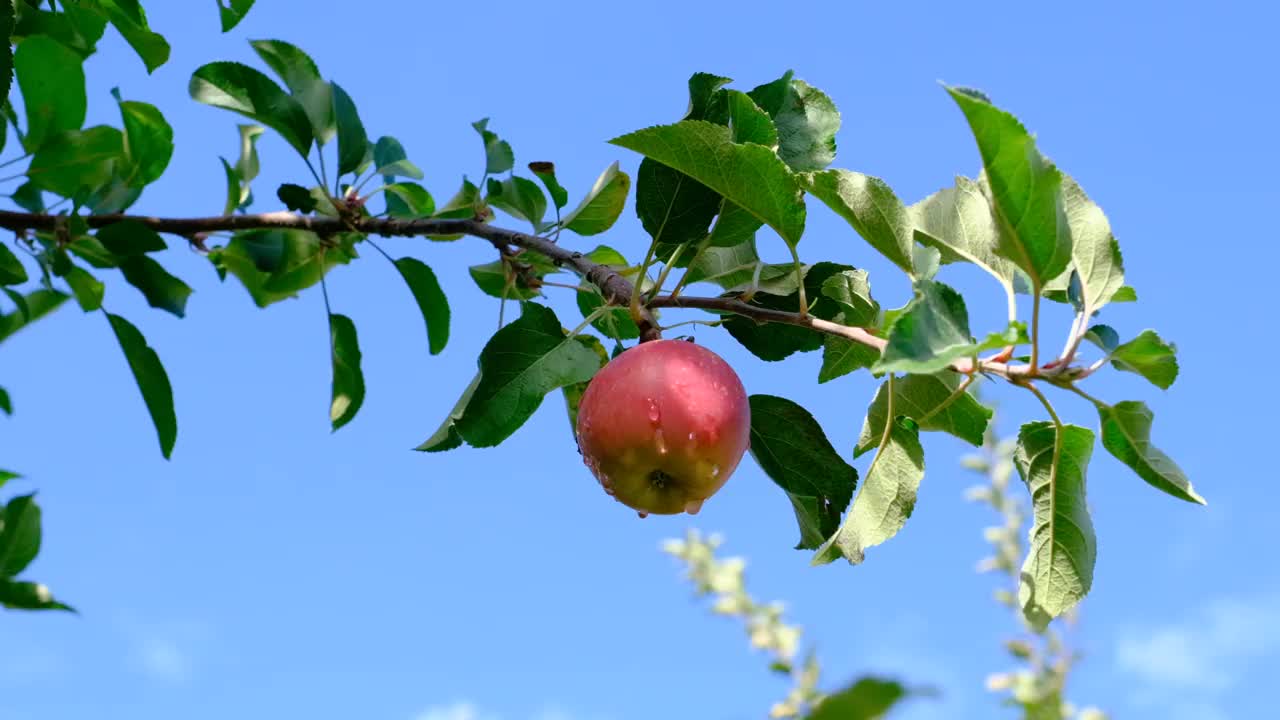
[0,209,1025,378]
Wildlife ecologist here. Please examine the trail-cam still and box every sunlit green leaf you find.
[106,312,177,458]
[0,493,41,576]
[806,676,910,720]
[454,303,603,447]
[804,169,914,274]
[0,579,74,612]
[820,268,877,326]
[384,182,435,218]
[1042,176,1125,314]
[819,332,879,384]
[611,120,806,245]
[64,265,104,311]
[947,87,1072,289]
[748,395,856,550]
[114,98,174,187]
[723,89,777,146]
[1014,422,1096,630]
[562,162,630,236]
[911,175,1016,298]
[1110,330,1178,389]
[749,72,840,172]
[815,416,925,565]
[250,38,335,144]
[1095,400,1203,505]
[15,35,86,152]
[528,161,569,210]
[472,118,514,174]
[0,244,28,286]
[372,135,423,179]
[29,126,124,199]
[96,221,167,256]
[328,312,364,431]
[854,373,991,456]
[415,372,480,453]
[118,256,192,318]
[0,290,68,344]
[190,61,313,156]
[486,176,546,229]
[391,258,449,355]
[682,240,801,295]
[96,0,169,72]
[218,0,255,32]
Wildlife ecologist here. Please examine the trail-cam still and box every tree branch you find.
[0,209,1029,378]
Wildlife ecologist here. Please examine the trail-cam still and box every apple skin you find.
[575,339,751,516]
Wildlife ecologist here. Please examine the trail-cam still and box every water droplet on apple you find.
[687,431,697,442]
[710,465,721,479]
[637,510,649,519]
[684,499,704,515]
[646,398,661,424]
[654,428,668,455]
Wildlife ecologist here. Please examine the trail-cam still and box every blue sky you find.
[2,1,1278,719]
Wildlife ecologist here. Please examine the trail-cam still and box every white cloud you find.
[136,636,192,683]
[413,702,495,720]
[1115,589,1280,717]
[118,616,212,685]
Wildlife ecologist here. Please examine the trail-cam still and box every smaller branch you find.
[1020,381,1062,429]
[1029,291,1042,373]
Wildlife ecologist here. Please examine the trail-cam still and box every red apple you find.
[575,339,751,516]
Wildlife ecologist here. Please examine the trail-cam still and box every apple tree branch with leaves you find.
[0,0,1201,670]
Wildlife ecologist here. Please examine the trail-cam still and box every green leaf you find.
[64,265,105,311]
[0,387,10,416]
[946,87,1072,289]
[15,35,86,152]
[705,201,763,249]
[875,277,1027,374]
[472,118,514,175]
[190,61,313,157]
[634,158,720,258]
[0,469,16,484]
[562,162,631,236]
[682,240,800,295]
[218,0,255,32]
[528,161,568,210]
[806,677,909,720]
[610,120,806,245]
[234,124,264,192]
[854,374,991,456]
[748,395,857,550]
[749,73,841,172]
[11,182,44,214]
[96,221,167,256]
[1110,330,1178,390]
[1083,323,1120,353]
[576,286,639,340]
[105,312,177,458]
[277,182,318,212]
[328,313,364,431]
[803,170,914,274]
[722,262,856,361]
[0,3,13,114]
[116,99,174,186]
[12,4,107,59]
[250,39,335,145]
[384,182,435,218]
[819,268,878,326]
[415,373,481,453]
[391,258,449,355]
[468,259,539,300]
[1014,422,1096,630]
[96,0,169,73]
[911,175,1016,295]
[331,82,367,176]
[118,256,192,318]
[562,335,610,441]
[1096,400,1204,505]
[0,493,41,576]
[486,176,546,228]
[1041,176,1124,313]
[819,333,880,384]
[0,579,73,612]
[684,72,733,122]
[0,244,28,286]
[723,89,777,146]
[815,416,925,565]
[432,178,482,222]
[219,158,241,215]
[372,136,423,179]
[454,303,603,447]
[28,126,124,199]
[0,290,68,344]
[3,288,29,321]
[1111,285,1138,302]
